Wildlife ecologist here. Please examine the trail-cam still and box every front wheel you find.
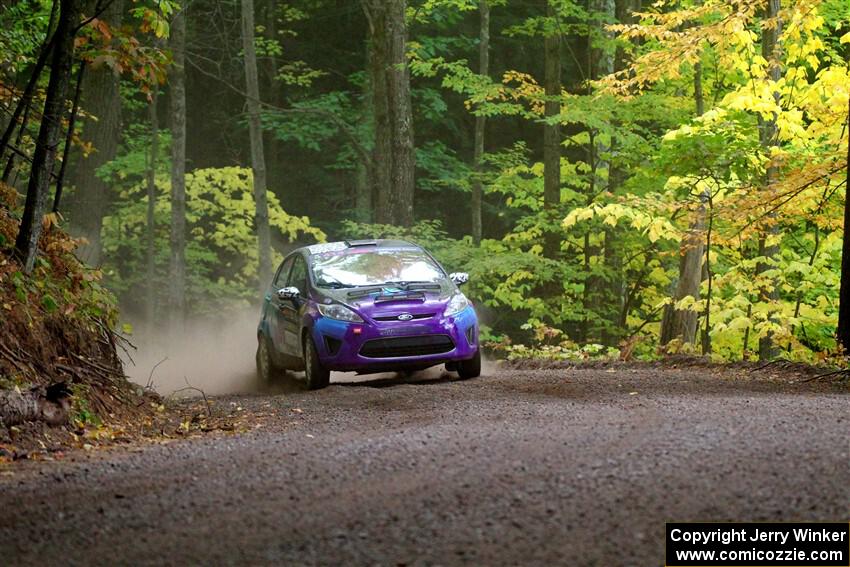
[457,349,481,379]
[256,336,278,384]
[303,335,330,390]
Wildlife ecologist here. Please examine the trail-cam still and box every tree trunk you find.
[354,93,374,222]
[471,0,490,245]
[660,210,705,346]
[700,195,714,354]
[145,90,158,330]
[169,8,187,334]
[542,0,561,259]
[362,0,415,227]
[241,0,272,291]
[14,0,80,273]
[364,0,391,225]
[354,78,375,225]
[592,0,617,345]
[52,60,85,212]
[65,0,124,266]
[263,0,283,187]
[838,93,850,352]
[613,0,635,71]
[602,0,637,345]
[1,100,30,184]
[387,0,414,227]
[756,0,782,360]
[659,61,706,348]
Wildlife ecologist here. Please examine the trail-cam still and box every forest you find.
[1,0,850,365]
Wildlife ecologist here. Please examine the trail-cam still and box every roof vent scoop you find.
[344,239,378,248]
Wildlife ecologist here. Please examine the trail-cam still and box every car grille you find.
[359,335,455,358]
[373,313,435,322]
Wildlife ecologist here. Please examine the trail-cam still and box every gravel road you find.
[2,364,849,566]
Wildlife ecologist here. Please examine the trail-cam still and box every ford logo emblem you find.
[397,313,414,321]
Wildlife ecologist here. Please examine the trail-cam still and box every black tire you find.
[457,348,481,379]
[255,335,278,385]
[303,335,330,390]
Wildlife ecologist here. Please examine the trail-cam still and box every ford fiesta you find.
[256,239,480,389]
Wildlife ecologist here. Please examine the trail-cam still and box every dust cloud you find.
[123,310,261,396]
[122,309,490,396]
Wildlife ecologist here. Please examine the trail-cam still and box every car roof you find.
[301,239,422,257]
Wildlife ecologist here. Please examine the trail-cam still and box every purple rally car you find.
[256,239,481,389]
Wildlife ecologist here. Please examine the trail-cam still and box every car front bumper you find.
[311,306,478,372]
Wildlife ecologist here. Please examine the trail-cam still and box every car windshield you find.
[311,249,444,288]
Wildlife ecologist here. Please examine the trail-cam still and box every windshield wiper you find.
[377,281,442,291]
[345,281,442,298]
[316,274,356,289]
[346,286,385,298]
[317,281,355,289]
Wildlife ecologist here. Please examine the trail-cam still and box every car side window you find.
[287,256,308,294]
[274,257,294,289]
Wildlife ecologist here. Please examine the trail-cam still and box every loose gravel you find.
[1,364,848,566]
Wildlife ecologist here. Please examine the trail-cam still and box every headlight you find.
[445,292,470,316]
[317,303,364,322]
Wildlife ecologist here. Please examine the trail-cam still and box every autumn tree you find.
[66,0,125,266]
[659,62,706,349]
[15,0,80,273]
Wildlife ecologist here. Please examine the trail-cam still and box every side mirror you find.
[449,272,469,286]
[277,286,300,301]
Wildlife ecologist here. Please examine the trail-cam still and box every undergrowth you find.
[0,182,152,453]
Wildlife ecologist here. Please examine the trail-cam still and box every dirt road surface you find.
[2,364,849,566]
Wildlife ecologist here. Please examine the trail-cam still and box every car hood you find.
[317,282,456,319]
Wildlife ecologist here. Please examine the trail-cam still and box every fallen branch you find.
[54,362,83,379]
[112,330,138,364]
[750,360,789,372]
[0,341,33,374]
[89,316,137,363]
[70,352,124,377]
[799,369,850,383]
[145,357,168,390]
[169,377,212,416]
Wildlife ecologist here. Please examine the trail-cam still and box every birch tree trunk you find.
[471,0,490,245]
[14,0,79,273]
[241,0,272,290]
[0,383,71,427]
[169,8,187,334]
